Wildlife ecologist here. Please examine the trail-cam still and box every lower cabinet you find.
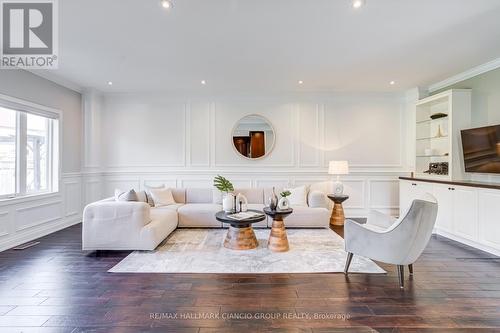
[399,179,499,256]
[478,190,500,251]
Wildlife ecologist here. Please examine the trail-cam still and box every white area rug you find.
[109,228,385,274]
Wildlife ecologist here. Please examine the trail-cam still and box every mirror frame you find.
[231,114,276,160]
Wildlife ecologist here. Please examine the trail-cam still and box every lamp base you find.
[333,181,344,195]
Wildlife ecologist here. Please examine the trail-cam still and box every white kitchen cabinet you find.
[399,180,433,215]
[432,184,453,233]
[478,190,500,251]
[452,186,477,241]
[399,178,499,256]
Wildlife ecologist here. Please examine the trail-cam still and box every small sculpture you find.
[269,187,278,211]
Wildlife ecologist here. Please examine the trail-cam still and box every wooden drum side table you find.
[327,194,349,227]
[263,207,293,252]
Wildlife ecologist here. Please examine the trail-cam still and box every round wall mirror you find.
[232,115,275,159]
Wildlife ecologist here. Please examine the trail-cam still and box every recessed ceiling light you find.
[298,80,304,85]
[352,0,365,9]
[390,80,396,85]
[201,80,206,85]
[160,0,173,10]
[107,81,113,86]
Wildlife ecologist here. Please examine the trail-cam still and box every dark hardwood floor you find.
[0,223,499,332]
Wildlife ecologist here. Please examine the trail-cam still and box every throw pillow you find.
[285,185,308,207]
[144,184,165,207]
[136,190,148,203]
[114,189,139,202]
[149,188,176,207]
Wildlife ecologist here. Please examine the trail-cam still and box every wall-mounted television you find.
[461,124,500,174]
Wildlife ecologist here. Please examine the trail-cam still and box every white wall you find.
[84,92,409,217]
[0,71,83,251]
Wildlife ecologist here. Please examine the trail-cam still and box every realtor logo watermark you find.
[1,0,58,69]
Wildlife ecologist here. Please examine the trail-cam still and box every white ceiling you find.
[35,0,500,93]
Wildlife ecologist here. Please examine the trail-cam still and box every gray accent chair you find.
[343,195,438,288]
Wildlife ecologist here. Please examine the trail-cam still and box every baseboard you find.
[0,216,81,253]
[433,228,500,257]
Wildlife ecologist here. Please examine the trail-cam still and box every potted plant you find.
[213,175,235,212]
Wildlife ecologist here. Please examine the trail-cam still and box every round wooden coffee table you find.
[263,207,293,252]
[215,210,266,250]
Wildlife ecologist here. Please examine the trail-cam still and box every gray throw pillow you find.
[115,189,139,202]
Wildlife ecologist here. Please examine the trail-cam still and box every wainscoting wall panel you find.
[82,92,409,220]
[0,173,83,252]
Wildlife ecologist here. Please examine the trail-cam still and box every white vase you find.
[278,197,289,210]
[222,193,235,212]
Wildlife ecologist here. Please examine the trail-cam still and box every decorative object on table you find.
[430,112,448,120]
[235,193,248,212]
[327,194,349,227]
[264,207,293,252]
[436,124,445,138]
[215,210,266,250]
[424,162,449,175]
[213,175,235,212]
[277,190,291,210]
[268,186,279,211]
[328,160,349,195]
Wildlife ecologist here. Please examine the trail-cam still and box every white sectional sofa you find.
[82,187,330,251]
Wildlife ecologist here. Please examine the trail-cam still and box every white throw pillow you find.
[285,186,308,207]
[144,184,165,207]
[136,190,148,203]
[149,188,176,207]
[308,190,326,208]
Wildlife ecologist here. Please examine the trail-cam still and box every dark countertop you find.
[399,177,500,190]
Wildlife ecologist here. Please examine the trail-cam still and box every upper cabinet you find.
[414,89,471,181]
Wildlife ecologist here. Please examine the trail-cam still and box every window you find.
[0,108,16,196]
[0,98,59,199]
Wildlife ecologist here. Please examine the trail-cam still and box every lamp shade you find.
[328,161,349,175]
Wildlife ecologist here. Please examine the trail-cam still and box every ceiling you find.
[35,0,500,93]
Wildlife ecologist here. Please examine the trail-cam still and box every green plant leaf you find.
[280,190,291,197]
[213,175,234,193]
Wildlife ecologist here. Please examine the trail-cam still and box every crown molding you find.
[428,57,500,93]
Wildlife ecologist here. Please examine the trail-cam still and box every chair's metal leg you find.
[408,264,413,275]
[397,265,405,289]
[344,252,354,275]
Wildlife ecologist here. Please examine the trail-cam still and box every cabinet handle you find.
[448,187,455,191]
[411,183,417,186]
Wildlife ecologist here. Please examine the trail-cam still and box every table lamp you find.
[328,161,349,195]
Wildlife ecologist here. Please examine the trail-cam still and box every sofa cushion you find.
[233,188,264,204]
[186,188,213,203]
[171,188,186,204]
[286,186,308,207]
[178,203,223,227]
[273,206,329,228]
[114,189,139,202]
[308,190,327,208]
[150,188,176,207]
[152,203,184,212]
